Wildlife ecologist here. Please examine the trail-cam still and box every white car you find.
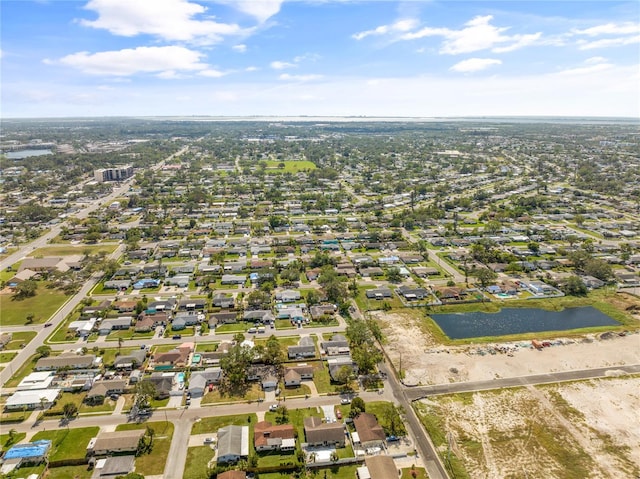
[203,437,214,444]
[269,404,279,412]
[340,398,351,405]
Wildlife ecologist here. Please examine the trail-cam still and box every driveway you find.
[321,405,336,422]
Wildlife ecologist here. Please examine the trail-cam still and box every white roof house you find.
[6,389,60,410]
[17,372,55,391]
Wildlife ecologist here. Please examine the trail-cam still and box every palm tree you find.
[118,337,123,355]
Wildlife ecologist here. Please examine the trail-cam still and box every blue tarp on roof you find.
[4,440,51,460]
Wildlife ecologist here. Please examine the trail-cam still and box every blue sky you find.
[1,0,639,118]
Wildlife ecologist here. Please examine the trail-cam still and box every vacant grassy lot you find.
[116,421,174,476]
[0,283,71,325]
[191,413,258,435]
[262,159,316,173]
[401,467,429,479]
[183,445,216,479]
[45,464,93,479]
[4,331,37,350]
[32,426,99,462]
[201,383,264,405]
[30,244,118,257]
[260,465,359,479]
[0,352,17,363]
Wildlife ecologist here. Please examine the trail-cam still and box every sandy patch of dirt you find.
[374,309,640,386]
[417,378,640,479]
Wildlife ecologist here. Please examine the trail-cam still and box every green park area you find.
[30,244,118,257]
[0,283,71,325]
[262,159,316,173]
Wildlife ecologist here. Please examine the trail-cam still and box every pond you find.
[4,149,53,159]
[430,307,619,339]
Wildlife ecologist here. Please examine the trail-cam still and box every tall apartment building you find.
[94,166,133,182]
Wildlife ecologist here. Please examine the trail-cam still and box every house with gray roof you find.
[288,336,316,359]
[217,425,249,464]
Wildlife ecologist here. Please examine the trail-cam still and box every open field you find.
[261,159,316,173]
[0,283,71,325]
[30,244,118,257]
[4,331,38,350]
[415,377,640,479]
[374,291,640,387]
[116,421,174,476]
[32,426,99,462]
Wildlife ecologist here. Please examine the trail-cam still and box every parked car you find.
[340,398,351,405]
[269,404,278,411]
[172,334,182,340]
[203,437,214,444]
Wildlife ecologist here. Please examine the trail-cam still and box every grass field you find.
[0,283,71,325]
[260,465,359,479]
[261,159,316,173]
[191,413,257,435]
[1,431,26,451]
[32,426,99,462]
[45,464,93,479]
[4,331,37,350]
[30,244,118,257]
[0,352,17,363]
[183,446,216,479]
[116,421,174,476]
[201,383,264,405]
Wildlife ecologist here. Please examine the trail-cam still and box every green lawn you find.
[201,384,264,405]
[365,401,406,436]
[116,421,174,476]
[45,464,93,479]
[32,426,99,462]
[99,346,140,367]
[163,325,194,337]
[0,352,17,363]
[312,361,342,394]
[30,244,117,257]
[262,159,316,173]
[183,445,216,479]
[5,331,37,350]
[106,328,156,341]
[191,413,257,435]
[0,283,71,325]
[195,342,219,352]
[214,323,249,333]
[1,431,26,451]
[279,383,311,398]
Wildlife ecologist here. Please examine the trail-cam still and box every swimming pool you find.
[176,372,185,384]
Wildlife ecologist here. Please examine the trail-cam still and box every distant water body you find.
[4,149,53,159]
[430,307,619,340]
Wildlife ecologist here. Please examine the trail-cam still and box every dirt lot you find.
[374,309,640,386]
[415,377,640,479]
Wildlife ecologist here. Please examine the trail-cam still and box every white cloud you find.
[450,58,502,73]
[352,18,419,40]
[227,0,284,23]
[50,46,208,76]
[279,73,322,81]
[270,60,295,70]
[577,34,640,50]
[245,66,259,72]
[556,58,613,76]
[572,22,640,37]
[199,69,227,78]
[233,44,247,53]
[79,0,244,44]
[361,15,541,55]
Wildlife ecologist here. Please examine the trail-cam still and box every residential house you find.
[283,364,314,388]
[303,416,345,447]
[310,304,337,321]
[217,425,249,464]
[153,346,191,368]
[5,389,60,410]
[254,421,296,452]
[275,290,301,302]
[357,456,400,479]
[85,380,127,404]
[353,413,386,449]
[35,354,98,372]
[113,350,147,370]
[288,336,316,359]
[321,334,350,356]
[88,430,145,456]
[365,288,392,300]
[210,311,237,326]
